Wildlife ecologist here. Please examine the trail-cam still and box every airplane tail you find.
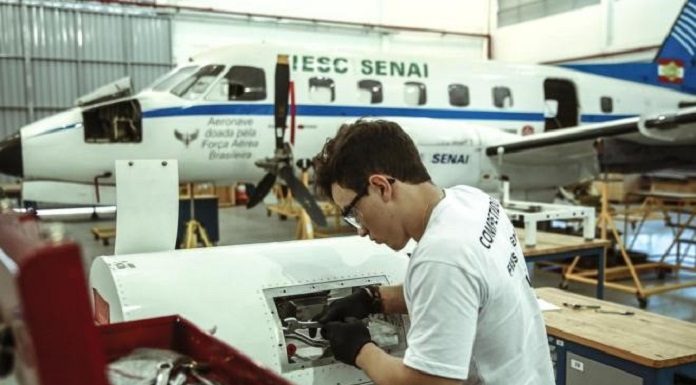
[562,0,696,96]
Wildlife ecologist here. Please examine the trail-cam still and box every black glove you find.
[317,287,381,324]
[321,320,372,367]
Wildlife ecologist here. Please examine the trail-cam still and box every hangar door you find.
[0,1,172,182]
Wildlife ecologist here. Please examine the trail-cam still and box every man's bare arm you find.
[379,284,407,314]
[356,343,463,385]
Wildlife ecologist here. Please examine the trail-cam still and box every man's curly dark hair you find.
[313,119,431,200]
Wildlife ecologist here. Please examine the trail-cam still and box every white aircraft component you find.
[75,77,133,107]
[90,236,411,385]
[114,159,179,255]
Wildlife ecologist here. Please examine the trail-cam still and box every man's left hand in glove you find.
[321,319,373,367]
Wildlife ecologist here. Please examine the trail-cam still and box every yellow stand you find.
[183,218,212,248]
[294,169,315,240]
[564,174,696,307]
[182,183,213,248]
[265,169,348,240]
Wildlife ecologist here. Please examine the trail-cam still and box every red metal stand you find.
[0,213,291,385]
[0,213,109,385]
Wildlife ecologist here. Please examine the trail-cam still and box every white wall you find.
[492,0,686,63]
[157,0,491,64]
[158,0,490,33]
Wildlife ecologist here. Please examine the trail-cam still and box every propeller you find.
[246,55,327,227]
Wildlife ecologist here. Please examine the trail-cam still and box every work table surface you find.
[537,287,696,368]
[516,229,610,258]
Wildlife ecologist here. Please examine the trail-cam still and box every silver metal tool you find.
[154,362,173,385]
[282,317,322,334]
[595,309,635,316]
[168,371,187,385]
[563,302,601,310]
[282,317,328,348]
[190,368,219,385]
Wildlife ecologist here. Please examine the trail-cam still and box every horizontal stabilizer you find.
[486,106,696,174]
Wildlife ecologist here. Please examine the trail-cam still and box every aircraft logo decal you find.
[174,129,200,148]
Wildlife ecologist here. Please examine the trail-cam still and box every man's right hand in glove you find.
[317,287,381,324]
[321,319,373,367]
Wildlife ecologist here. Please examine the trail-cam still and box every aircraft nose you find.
[0,133,23,178]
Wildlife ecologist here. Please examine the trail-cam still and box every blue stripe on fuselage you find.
[32,104,635,137]
[142,103,546,121]
[142,103,633,122]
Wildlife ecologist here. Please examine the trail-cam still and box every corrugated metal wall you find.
[0,0,172,179]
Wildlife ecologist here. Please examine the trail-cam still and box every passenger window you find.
[207,66,267,101]
[358,80,383,104]
[601,96,613,113]
[404,82,426,106]
[171,64,225,100]
[309,77,335,103]
[493,86,514,108]
[449,84,469,107]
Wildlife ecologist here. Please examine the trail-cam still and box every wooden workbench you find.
[517,228,610,258]
[517,229,610,298]
[537,287,696,385]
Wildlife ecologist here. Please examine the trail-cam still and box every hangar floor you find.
[53,204,696,323]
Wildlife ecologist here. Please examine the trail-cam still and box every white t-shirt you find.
[403,186,555,385]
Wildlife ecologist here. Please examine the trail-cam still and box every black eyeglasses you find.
[341,185,369,229]
[341,178,395,230]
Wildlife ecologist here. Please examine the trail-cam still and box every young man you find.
[313,119,555,385]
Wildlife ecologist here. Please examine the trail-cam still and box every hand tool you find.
[595,309,635,316]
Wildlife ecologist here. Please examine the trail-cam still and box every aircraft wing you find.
[485,107,696,174]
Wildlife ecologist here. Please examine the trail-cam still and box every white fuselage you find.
[16,45,696,204]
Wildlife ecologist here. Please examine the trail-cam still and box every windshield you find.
[150,66,199,91]
[170,64,225,100]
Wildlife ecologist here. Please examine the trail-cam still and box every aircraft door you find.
[543,79,579,131]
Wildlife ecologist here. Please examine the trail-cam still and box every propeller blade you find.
[278,166,327,227]
[274,54,290,150]
[246,172,277,209]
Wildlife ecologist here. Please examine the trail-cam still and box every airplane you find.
[1,3,696,212]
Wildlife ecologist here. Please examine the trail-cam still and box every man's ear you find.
[368,175,393,201]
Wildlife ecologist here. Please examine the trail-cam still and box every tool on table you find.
[595,309,635,316]
[563,302,601,310]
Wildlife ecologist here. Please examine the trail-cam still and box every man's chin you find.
[385,239,409,251]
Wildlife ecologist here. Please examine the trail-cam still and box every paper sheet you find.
[537,297,561,312]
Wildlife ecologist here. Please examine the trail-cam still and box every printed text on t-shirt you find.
[479,197,500,249]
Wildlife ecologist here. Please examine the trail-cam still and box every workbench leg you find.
[597,250,605,299]
[550,337,567,385]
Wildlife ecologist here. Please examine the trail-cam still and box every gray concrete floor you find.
[50,204,696,323]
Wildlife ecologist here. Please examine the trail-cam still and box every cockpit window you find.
[205,66,267,102]
[171,64,225,100]
[152,66,198,91]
